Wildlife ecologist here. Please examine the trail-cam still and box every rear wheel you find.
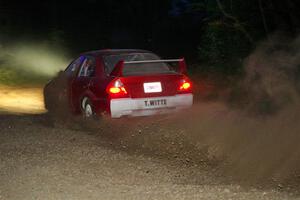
[84,102,93,117]
[79,97,102,131]
[81,97,96,119]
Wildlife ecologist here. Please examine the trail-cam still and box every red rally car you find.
[44,49,193,118]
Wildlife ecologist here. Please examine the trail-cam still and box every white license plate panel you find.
[144,99,167,108]
[143,82,162,93]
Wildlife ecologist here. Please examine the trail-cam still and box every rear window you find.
[103,53,176,76]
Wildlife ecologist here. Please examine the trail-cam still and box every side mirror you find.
[178,58,187,75]
[110,60,124,77]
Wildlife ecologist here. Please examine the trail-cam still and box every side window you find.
[78,56,96,77]
[65,56,85,77]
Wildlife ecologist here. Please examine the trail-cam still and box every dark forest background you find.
[0,0,299,75]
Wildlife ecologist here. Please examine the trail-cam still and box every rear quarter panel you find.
[87,57,114,113]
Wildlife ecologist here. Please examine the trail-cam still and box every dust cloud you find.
[241,34,300,114]
[0,40,70,85]
[171,34,300,186]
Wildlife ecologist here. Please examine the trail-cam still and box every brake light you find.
[107,79,128,96]
[180,82,191,90]
[109,87,127,94]
[109,87,121,94]
[178,79,192,92]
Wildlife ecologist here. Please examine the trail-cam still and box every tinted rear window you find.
[103,53,176,76]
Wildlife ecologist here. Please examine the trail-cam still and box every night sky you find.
[0,0,299,60]
[0,1,198,57]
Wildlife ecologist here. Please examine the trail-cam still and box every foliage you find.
[189,0,256,73]
[188,0,298,74]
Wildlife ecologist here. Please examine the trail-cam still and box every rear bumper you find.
[110,93,193,118]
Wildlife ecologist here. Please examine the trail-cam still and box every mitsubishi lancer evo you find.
[44,49,193,118]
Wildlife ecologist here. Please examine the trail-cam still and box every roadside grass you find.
[0,66,50,87]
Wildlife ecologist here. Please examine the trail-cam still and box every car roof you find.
[81,49,153,57]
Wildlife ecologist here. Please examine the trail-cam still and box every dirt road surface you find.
[0,85,45,114]
[0,86,299,200]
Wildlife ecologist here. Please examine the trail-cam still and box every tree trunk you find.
[258,0,269,36]
[215,0,254,44]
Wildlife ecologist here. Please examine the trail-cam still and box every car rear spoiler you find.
[110,58,187,77]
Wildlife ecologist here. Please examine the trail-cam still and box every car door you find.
[71,56,96,111]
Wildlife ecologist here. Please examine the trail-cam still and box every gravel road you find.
[0,114,298,200]
[0,86,299,200]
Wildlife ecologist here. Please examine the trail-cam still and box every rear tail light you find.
[178,78,192,92]
[107,78,128,97]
